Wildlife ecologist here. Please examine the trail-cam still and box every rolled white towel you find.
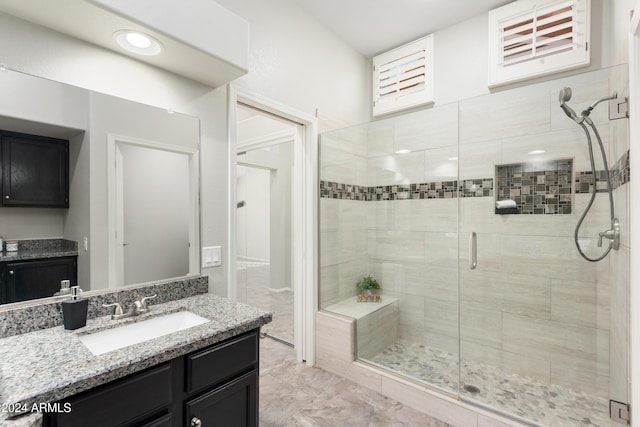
[495,199,517,209]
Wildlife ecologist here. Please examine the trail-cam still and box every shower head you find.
[558,87,582,124]
[559,87,572,103]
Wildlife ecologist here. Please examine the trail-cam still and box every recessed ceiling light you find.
[528,149,546,155]
[114,30,163,56]
[448,157,458,161]
[395,149,411,154]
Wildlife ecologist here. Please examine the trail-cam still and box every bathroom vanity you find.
[46,329,259,427]
[0,277,271,427]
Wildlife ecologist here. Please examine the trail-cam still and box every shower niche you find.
[319,64,630,427]
[495,159,573,215]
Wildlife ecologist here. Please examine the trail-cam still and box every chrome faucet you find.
[135,294,157,314]
[102,294,157,320]
[597,218,620,250]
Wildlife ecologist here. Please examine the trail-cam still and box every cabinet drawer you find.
[186,331,258,394]
[185,370,257,427]
[47,364,172,427]
[140,413,172,427]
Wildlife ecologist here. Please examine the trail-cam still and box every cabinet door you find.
[4,257,77,303]
[185,370,257,427]
[1,131,69,207]
[46,364,172,427]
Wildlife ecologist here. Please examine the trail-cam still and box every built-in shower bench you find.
[325,295,399,359]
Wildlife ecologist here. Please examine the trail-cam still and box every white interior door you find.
[114,142,191,286]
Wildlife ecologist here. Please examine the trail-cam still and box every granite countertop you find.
[0,293,271,426]
[0,239,78,263]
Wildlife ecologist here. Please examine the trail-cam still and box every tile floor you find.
[237,262,294,344]
[259,337,451,427]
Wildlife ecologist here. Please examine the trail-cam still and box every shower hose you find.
[574,119,615,262]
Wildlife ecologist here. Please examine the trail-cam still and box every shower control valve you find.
[597,218,620,250]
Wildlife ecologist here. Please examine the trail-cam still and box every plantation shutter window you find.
[488,0,590,87]
[372,35,434,116]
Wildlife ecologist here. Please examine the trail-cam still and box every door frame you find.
[227,86,318,365]
[628,3,639,424]
[106,133,200,288]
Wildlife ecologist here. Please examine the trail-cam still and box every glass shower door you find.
[457,65,629,427]
[318,103,462,396]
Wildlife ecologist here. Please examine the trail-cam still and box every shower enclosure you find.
[319,65,629,427]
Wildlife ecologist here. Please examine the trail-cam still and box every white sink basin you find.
[79,311,210,355]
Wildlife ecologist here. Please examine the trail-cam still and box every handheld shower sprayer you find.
[558,87,619,124]
[558,86,620,262]
[558,87,582,123]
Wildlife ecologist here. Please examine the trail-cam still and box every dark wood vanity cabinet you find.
[185,370,257,427]
[45,329,260,427]
[0,130,69,208]
[0,256,77,304]
[184,332,259,426]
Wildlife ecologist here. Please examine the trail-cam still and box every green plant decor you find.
[356,275,381,294]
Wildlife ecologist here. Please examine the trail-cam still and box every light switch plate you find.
[202,246,222,268]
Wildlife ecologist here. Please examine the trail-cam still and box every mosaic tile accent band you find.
[320,180,492,201]
[496,159,573,215]
[575,149,630,193]
[319,181,369,200]
[459,179,494,198]
[320,151,630,213]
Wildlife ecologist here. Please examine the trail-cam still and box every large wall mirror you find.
[0,68,201,307]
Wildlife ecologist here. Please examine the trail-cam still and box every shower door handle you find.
[469,232,477,270]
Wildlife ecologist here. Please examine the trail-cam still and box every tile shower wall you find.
[457,65,628,402]
[319,65,629,410]
[320,127,369,309]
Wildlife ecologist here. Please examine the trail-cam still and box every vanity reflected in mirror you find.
[0,68,201,307]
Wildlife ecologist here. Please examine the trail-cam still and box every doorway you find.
[228,88,318,364]
[235,104,297,345]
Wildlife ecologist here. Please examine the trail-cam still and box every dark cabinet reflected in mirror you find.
[1,130,69,208]
[0,69,201,307]
[1,256,77,304]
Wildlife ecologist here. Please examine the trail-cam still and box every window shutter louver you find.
[488,0,590,87]
[373,35,434,116]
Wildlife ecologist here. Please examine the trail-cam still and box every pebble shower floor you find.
[367,340,608,427]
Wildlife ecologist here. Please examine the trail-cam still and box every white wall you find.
[237,142,294,290]
[236,165,271,262]
[432,0,634,105]
[0,68,89,242]
[215,0,371,132]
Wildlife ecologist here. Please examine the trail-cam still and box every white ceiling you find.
[291,0,515,58]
